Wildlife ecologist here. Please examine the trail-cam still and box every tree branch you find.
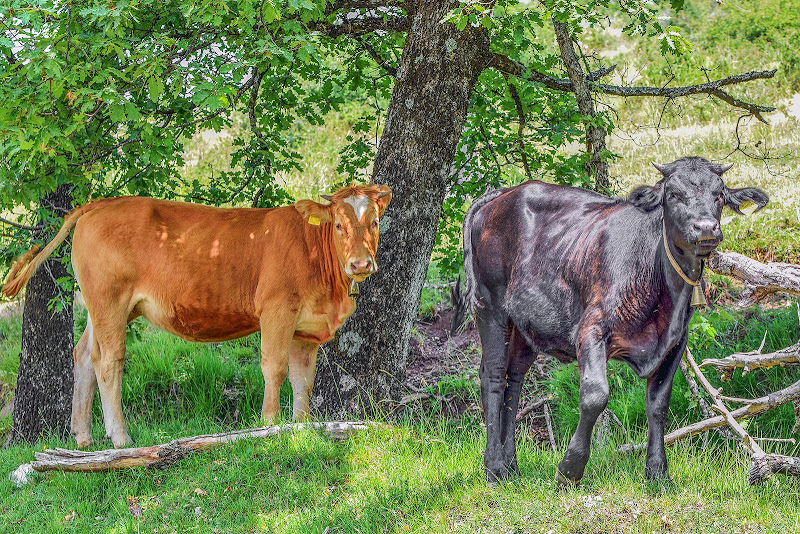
[0,216,41,232]
[325,0,406,16]
[488,52,777,119]
[699,341,800,381]
[505,78,531,180]
[359,36,397,77]
[310,10,409,38]
[620,371,800,454]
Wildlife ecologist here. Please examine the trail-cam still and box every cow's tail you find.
[1,202,99,299]
[460,188,506,319]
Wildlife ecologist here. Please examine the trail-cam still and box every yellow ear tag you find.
[308,215,321,226]
[739,200,758,216]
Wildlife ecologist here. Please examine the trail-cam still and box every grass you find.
[2,418,800,533]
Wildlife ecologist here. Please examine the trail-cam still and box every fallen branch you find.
[621,369,800,453]
[699,340,800,381]
[679,358,739,442]
[749,454,800,485]
[29,422,379,474]
[684,348,765,457]
[543,401,557,453]
[707,251,800,307]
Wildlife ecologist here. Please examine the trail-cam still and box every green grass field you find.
[1,415,800,533]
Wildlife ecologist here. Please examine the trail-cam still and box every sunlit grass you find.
[3,417,800,533]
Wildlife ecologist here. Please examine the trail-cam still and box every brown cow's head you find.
[295,184,392,282]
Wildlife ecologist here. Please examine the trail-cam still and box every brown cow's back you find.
[72,196,325,342]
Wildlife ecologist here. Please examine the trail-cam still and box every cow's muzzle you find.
[348,257,377,280]
[691,218,722,256]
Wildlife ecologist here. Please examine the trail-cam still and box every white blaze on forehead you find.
[343,194,370,221]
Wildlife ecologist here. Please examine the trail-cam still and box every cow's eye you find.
[335,222,342,231]
[372,219,379,228]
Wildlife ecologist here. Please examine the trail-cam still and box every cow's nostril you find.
[350,259,373,273]
[693,219,720,238]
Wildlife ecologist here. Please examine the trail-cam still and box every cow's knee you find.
[580,383,609,421]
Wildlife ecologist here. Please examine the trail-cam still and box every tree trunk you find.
[9,185,74,444]
[312,1,490,418]
[553,21,610,192]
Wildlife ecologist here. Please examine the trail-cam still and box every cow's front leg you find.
[557,326,608,487]
[259,314,295,422]
[645,342,684,481]
[288,339,319,421]
[477,309,511,484]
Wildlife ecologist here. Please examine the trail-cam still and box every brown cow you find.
[2,185,392,448]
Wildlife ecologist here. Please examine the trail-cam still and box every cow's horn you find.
[377,190,392,198]
[652,162,668,175]
[321,194,333,202]
[715,162,734,175]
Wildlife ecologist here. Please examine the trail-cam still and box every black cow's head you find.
[628,157,769,258]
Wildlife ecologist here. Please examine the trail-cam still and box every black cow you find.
[462,157,768,485]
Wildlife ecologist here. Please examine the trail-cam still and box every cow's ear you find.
[376,185,392,216]
[724,187,769,215]
[628,181,664,212]
[294,200,333,225]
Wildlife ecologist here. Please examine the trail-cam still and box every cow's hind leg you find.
[91,317,131,448]
[645,343,683,482]
[288,339,319,422]
[556,326,608,487]
[477,308,512,484]
[71,315,98,448]
[500,328,536,477]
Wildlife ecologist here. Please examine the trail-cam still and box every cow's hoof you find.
[645,474,675,492]
[555,468,580,489]
[72,432,93,449]
[107,431,132,449]
[486,466,509,486]
[505,461,520,478]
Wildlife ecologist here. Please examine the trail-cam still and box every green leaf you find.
[148,76,165,101]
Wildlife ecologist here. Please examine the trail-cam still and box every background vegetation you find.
[1,0,799,531]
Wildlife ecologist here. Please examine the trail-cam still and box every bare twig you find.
[543,401,557,453]
[515,395,552,422]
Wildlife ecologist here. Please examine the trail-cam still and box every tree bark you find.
[312,0,491,418]
[9,185,74,445]
[553,21,610,192]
